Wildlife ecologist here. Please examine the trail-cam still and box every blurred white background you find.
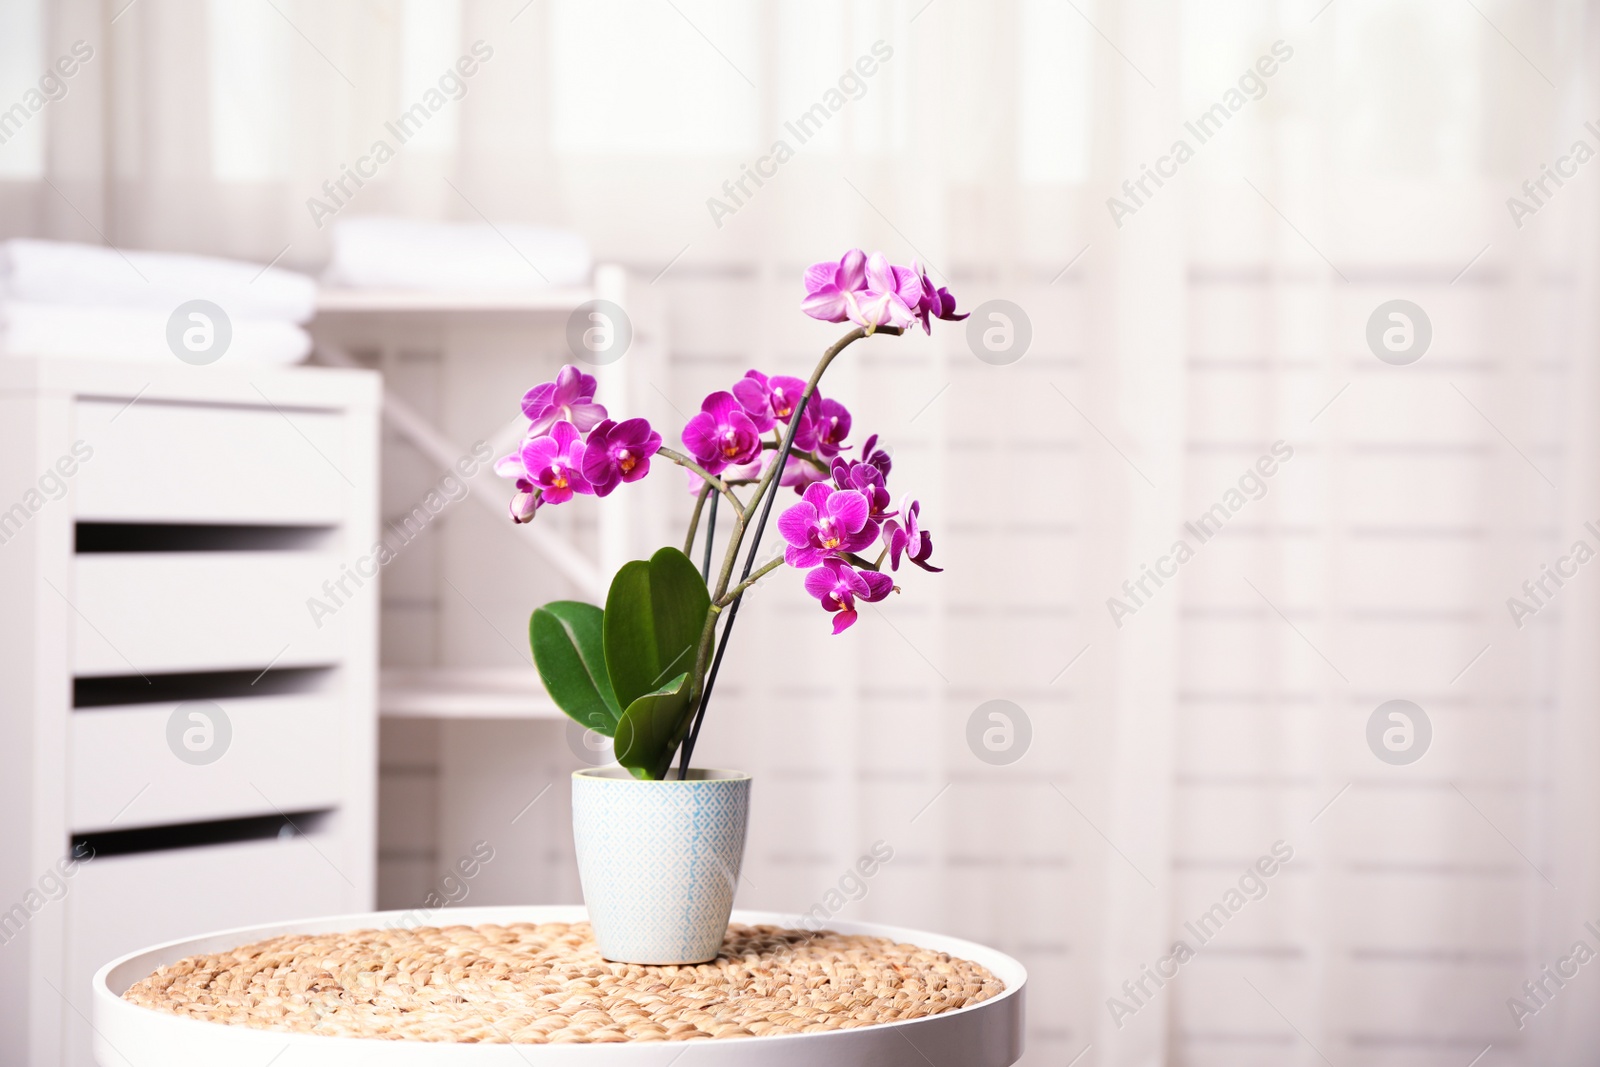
[6,0,1600,1064]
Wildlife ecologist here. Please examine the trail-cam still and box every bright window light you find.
[208,0,291,181]
[551,0,760,154]
[1017,0,1092,183]
[0,0,45,180]
[400,0,463,153]
[776,0,846,152]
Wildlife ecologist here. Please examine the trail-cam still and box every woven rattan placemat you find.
[123,921,1005,1043]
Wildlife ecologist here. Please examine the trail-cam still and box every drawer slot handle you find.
[76,522,336,553]
[73,810,332,859]
[74,665,336,708]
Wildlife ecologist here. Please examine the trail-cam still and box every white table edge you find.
[92,905,1026,1066]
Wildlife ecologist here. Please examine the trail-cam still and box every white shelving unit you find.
[0,356,380,1067]
[309,265,670,914]
[312,265,665,721]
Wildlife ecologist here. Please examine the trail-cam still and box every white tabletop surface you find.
[92,905,1026,1066]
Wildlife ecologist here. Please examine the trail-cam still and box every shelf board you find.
[379,668,562,720]
[316,288,595,315]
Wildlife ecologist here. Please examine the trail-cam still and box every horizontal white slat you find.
[379,668,560,719]
[70,696,344,832]
[316,286,594,314]
[75,398,348,524]
[73,553,345,676]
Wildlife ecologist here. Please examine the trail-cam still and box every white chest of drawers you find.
[0,356,380,1066]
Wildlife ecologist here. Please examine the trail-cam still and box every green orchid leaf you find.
[603,546,711,714]
[613,672,694,781]
[530,600,621,736]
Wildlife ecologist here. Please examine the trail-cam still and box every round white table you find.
[93,905,1026,1066]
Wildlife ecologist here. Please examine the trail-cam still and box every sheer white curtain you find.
[10,0,1600,1064]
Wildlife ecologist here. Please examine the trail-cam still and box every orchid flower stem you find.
[658,446,746,518]
[717,555,784,606]
[683,482,712,556]
[700,492,719,585]
[678,323,900,779]
[761,440,826,466]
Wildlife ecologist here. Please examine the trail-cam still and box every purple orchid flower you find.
[804,250,965,333]
[811,396,851,458]
[728,454,767,484]
[847,253,922,330]
[830,455,894,522]
[508,477,542,523]
[801,249,867,323]
[519,421,591,505]
[521,365,608,436]
[804,558,894,634]
[910,260,968,334]
[582,417,661,497]
[780,454,830,493]
[733,370,819,448]
[778,482,879,568]
[682,391,762,475]
[884,498,941,572]
[731,370,778,433]
[767,376,808,424]
[494,450,543,522]
[860,433,892,480]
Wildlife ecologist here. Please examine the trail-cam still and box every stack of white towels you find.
[0,221,595,364]
[0,239,316,364]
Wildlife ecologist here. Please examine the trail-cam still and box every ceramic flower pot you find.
[571,767,750,964]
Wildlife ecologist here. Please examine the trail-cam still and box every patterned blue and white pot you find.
[571,767,751,964]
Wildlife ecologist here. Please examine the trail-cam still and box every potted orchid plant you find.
[498,250,963,963]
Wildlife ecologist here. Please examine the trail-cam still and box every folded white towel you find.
[0,239,317,324]
[0,302,310,365]
[322,217,592,291]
